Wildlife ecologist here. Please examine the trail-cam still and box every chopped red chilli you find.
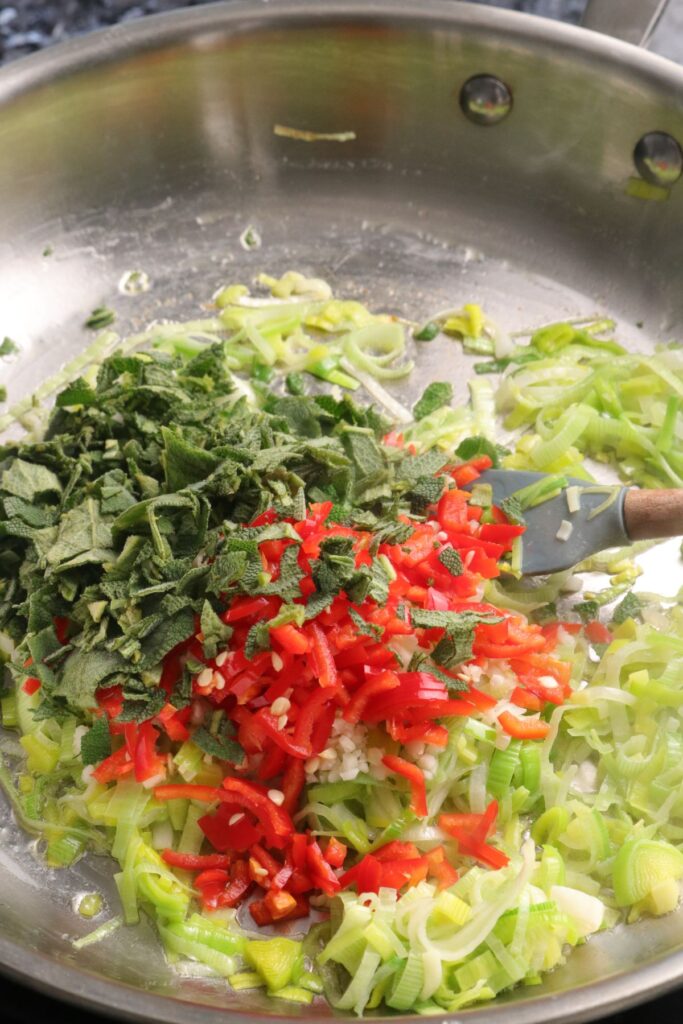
[90,452,572,924]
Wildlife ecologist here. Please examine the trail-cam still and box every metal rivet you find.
[634,131,683,187]
[460,74,512,126]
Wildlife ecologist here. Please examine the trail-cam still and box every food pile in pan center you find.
[2,271,683,1014]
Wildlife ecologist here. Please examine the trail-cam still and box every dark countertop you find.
[3,0,683,66]
[1,962,682,1023]
[1,0,586,64]
[0,0,682,1022]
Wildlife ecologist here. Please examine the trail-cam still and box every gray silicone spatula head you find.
[470,470,630,576]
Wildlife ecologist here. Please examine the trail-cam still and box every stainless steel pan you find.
[1,1,683,1021]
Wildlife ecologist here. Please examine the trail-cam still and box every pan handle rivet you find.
[460,74,512,126]
[634,132,683,187]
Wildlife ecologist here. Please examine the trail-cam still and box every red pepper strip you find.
[479,614,509,638]
[251,509,278,527]
[439,801,509,870]
[437,489,470,531]
[248,899,272,926]
[53,616,70,645]
[261,538,286,563]
[515,674,564,707]
[96,684,124,719]
[391,526,440,568]
[379,857,429,889]
[264,889,298,919]
[464,550,500,579]
[425,586,449,611]
[159,644,186,695]
[475,637,545,659]
[310,701,337,755]
[250,893,309,926]
[133,721,166,783]
[254,709,309,759]
[22,677,41,696]
[299,500,333,529]
[397,699,475,723]
[308,623,339,688]
[477,799,500,840]
[446,533,505,559]
[281,758,306,814]
[249,855,270,884]
[306,839,342,895]
[541,622,582,646]
[452,464,481,488]
[222,597,277,623]
[335,644,395,669]
[340,854,382,894]
[288,869,314,894]
[271,864,294,892]
[257,743,288,782]
[195,868,229,888]
[585,621,613,645]
[271,623,311,655]
[382,754,428,817]
[162,851,231,870]
[373,840,420,862]
[155,702,190,743]
[218,859,252,907]
[252,843,281,877]
[362,677,450,722]
[368,606,412,636]
[470,842,510,871]
[220,778,295,849]
[510,653,572,689]
[449,600,505,616]
[392,672,448,691]
[232,706,266,754]
[425,846,459,890]
[509,619,545,643]
[161,716,190,743]
[292,686,341,752]
[387,719,450,747]
[199,805,262,853]
[154,784,220,802]
[465,687,497,712]
[479,523,526,543]
[498,711,550,740]
[289,833,308,871]
[510,686,543,712]
[343,670,400,724]
[92,745,133,784]
[122,722,138,760]
[197,882,229,909]
[283,894,311,920]
[439,811,490,836]
[324,837,348,868]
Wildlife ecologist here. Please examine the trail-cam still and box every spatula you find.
[469,470,683,575]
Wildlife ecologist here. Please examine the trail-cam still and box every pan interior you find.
[1,3,683,1021]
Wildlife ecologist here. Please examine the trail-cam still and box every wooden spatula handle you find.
[624,488,683,540]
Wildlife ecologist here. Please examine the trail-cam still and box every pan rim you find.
[1,1,683,1021]
[1,916,683,1024]
[1,0,683,103]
